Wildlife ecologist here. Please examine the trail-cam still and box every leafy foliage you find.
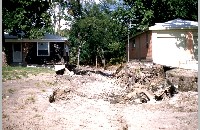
[67,0,197,66]
[3,0,197,66]
[3,0,53,39]
[122,0,198,33]
[68,2,127,65]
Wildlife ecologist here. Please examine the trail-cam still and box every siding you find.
[25,42,64,64]
[127,30,152,60]
[152,29,198,70]
[4,42,65,65]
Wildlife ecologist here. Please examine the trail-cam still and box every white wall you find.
[152,30,198,70]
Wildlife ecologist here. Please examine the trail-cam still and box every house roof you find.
[4,33,68,42]
[128,19,198,40]
[149,18,198,30]
[42,34,68,40]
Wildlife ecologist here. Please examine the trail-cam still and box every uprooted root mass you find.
[49,62,179,104]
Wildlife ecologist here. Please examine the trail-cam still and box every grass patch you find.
[41,89,46,92]
[2,114,9,119]
[35,82,41,87]
[44,81,58,86]
[25,95,36,104]
[33,114,41,118]
[2,66,54,81]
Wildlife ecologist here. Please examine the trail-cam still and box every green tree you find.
[3,0,53,39]
[2,0,54,65]
[68,0,198,66]
[69,2,127,66]
[122,0,198,33]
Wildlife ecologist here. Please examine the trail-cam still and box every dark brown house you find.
[126,30,152,61]
[3,33,69,66]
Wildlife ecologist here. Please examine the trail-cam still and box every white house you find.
[126,19,198,70]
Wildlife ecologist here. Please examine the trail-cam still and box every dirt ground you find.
[2,66,198,130]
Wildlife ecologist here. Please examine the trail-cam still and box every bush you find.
[109,57,124,65]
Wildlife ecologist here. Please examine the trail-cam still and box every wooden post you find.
[102,59,105,69]
[96,55,98,69]
[127,29,130,62]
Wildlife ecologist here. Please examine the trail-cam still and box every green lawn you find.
[2,66,54,81]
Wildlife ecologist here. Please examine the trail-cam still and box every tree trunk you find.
[2,24,8,66]
[22,43,33,66]
[77,46,80,69]
[101,49,105,69]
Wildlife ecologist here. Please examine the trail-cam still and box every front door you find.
[12,43,22,62]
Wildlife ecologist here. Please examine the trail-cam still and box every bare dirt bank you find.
[2,64,198,130]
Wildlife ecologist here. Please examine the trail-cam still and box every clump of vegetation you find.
[41,89,46,92]
[2,66,54,81]
[109,57,124,65]
[33,114,41,118]
[44,81,58,86]
[2,114,9,119]
[35,82,41,87]
[7,88,15,94]
[25,95,36,104]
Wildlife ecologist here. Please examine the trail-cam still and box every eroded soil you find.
[2,67,198,130]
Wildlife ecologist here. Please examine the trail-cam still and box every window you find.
[37,42,50,56]
[132,39,136,48]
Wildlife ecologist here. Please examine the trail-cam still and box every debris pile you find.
[49,61,196,105]
[113,62,179,104]
[114,62,165,87]
[49,88,72,103]
[106,81,179,105]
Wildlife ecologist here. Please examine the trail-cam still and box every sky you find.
[53,0,122,31]
[53,0,101,31]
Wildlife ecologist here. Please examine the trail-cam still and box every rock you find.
[55,68,65,75]
[49,94,55,103]
[123,78,179,104]
[54,65,66,75]
[54,65,65,71]
[124,87,156,103]
[64,68,74,76]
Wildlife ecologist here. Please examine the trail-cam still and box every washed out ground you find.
[2,64,198,130]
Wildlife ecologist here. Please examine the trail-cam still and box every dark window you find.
[37,42,50,56]
[13,44,21,51]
